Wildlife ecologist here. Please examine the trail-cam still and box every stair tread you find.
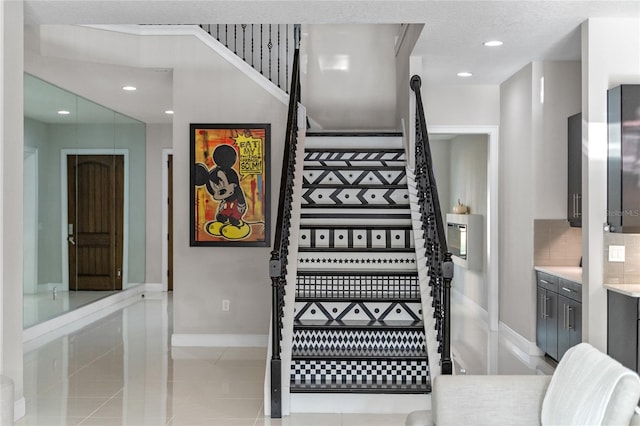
[297,271,418,276]
[290,382,430,394]
[299,224,412,230]
[306,131,403,137]
[303,183,407,189]
[298,247,415,253]
[303,165,406,170]
[292,347,427,359]
[294,319,423,329]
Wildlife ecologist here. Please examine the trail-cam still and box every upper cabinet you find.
[568,113,582,227]
[607,85,640,233]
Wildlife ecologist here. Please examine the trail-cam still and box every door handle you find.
[68,236,76,246]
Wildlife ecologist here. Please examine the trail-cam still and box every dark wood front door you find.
[67,155,124,291]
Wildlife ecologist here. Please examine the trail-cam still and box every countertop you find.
[534,266,582,284]
[604,284,640,298]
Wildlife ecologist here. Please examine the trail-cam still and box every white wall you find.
[423,83,501,126]
[1,0,25,416]
[301,24,399,130]
[582,18,640,352]
[145,123,173,285]
[172,69,287,338]
[534,61,582,219]
[499,63,536,340]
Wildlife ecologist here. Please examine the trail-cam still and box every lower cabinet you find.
[557,294,582,359]
[607,290,640,372]
[536,271,582,361]
[537,284,558,360]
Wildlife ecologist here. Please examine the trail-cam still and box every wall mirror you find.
[23,73,146,328]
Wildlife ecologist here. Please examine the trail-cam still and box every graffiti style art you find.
[190,124,270,246]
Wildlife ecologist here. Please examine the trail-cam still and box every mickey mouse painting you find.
[194,144,251,240]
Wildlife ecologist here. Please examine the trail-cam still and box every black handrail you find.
[410,75,453,375]
[268,26,301,419]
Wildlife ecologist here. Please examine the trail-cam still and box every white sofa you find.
[406,343,640,426]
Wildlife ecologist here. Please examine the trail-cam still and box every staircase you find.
[289,132,430,402]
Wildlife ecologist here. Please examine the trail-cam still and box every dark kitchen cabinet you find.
[568,113,582,227]
[557,278,582,360]
[536,272,583,361]
[607,85,640,233]
[607,290,640,372]
[536,273,559,360]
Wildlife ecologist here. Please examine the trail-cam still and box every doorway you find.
[162,149,174,292]
[67,154,124,291]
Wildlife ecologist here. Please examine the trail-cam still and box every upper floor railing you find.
[200,24,299,93]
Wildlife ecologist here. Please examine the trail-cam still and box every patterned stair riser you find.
[291,139,428,395]
[304,150,405,168]
[294,301,422,322]
[292,328,425,353]
[303,168,407,186]
[296,273,420,300]
[299,227,414,251]
[301,186,409,207]
[297,252,417,271]
[291,359,428,386]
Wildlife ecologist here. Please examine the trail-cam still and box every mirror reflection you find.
[23,74,146,328]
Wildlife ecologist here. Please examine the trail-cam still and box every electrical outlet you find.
[609,245,626,262]
[222,299,230,311]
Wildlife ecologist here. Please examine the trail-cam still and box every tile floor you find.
[18,291,554,425]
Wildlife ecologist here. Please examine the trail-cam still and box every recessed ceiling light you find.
[57,110,70,115]
[165,110,174,115]
[457,72,473,77]
[122,86,137,91]
[483,40,503,47]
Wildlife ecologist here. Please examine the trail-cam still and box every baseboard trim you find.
[23,285,146,350]
[14,397,26,422]
[499,321,544,357]
[171,334,268,348]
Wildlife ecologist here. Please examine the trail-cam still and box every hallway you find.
[17,291,553,425]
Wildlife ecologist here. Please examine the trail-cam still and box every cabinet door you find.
[536,286,547,352]
[558,295,582,360]
[545,290,559,360]
[568,113,582,227]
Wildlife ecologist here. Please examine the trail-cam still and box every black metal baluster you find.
[277,25,281,88]
[242,24,247,61]
[260,24,264,75]
[268,25,273,83]
[251,24,255,67]
[224,24,228,48]
[234,24,237,54]
[216,24,220,40]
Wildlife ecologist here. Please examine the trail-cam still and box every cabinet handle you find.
[540,279,550,285]
[562,287,573,293]
[567,306,573,330]
[563,304,567,330]
[572,194,576,218]
[545,296,550,319]
[577,194,581,218]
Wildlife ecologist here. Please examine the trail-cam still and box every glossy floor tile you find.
[23,290,118,328]
[18,291,553,425]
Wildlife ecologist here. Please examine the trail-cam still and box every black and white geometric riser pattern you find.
[291,359,429,385]
[304,150,405,167]
[292,329,425,352]
[303,168,407,186]
[301,186,409,207]
[294,301,422,322]
[298,227,414,250]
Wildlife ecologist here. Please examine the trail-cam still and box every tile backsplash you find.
[534,219,582,267]
[604,232,640,284]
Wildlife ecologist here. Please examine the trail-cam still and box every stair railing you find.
[268,26,301,419]
[410,75,454,375]
[200,24,297,93]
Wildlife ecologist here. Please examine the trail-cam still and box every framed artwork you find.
[190,123,270,246]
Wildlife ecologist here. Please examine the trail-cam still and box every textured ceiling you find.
[23,0,640,123]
